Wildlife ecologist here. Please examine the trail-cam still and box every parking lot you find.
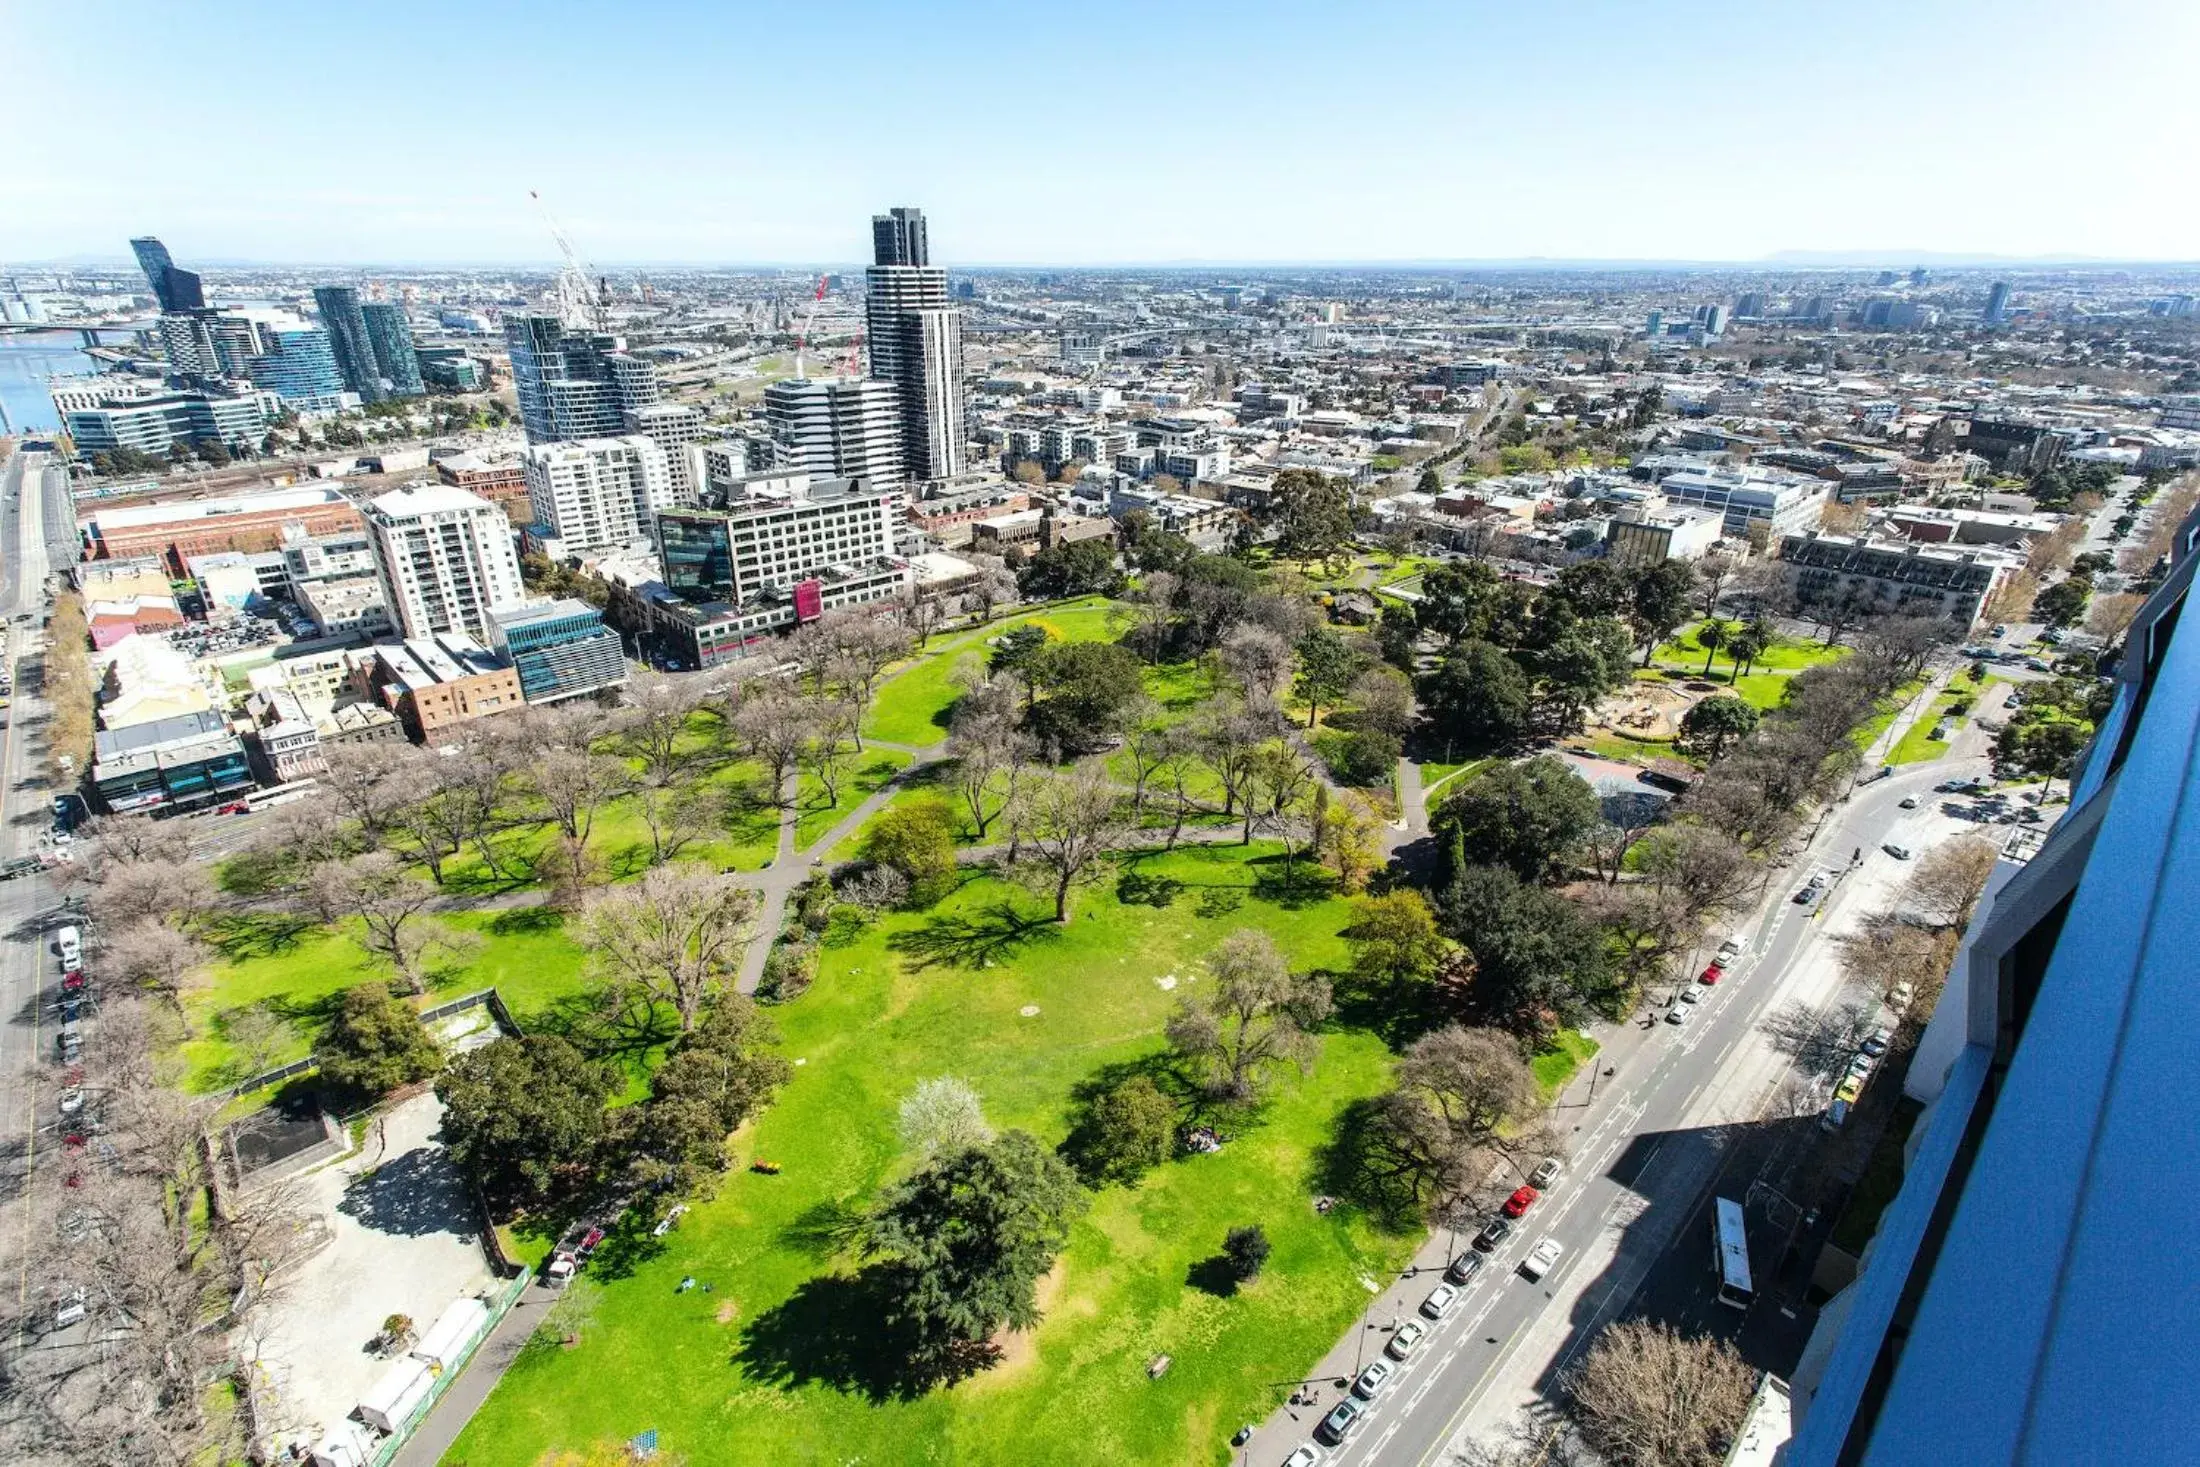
[244,1091,497,1447]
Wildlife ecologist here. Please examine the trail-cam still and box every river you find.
[0,326,154,436]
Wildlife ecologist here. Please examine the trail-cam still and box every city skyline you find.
[9,0,2196,268]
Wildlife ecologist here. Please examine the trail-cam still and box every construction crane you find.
[530,189,607,330]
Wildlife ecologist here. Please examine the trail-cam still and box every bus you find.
[1713,1196,1754,1310]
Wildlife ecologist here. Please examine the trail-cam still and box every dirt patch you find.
[967,1261,1065,1389]
[1595,679,1696,739]
[715,1299,741,1325]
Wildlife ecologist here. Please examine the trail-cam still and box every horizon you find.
[9,0,2195,267]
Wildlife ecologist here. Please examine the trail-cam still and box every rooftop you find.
[86,484,349,532]
[365,483,500,520]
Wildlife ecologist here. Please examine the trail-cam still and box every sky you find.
[6,0,2198,268]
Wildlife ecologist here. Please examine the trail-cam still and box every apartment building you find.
[364,633,525,744]
[361,483,528,641]
[1778,532,2018,631]
[764,376,905,490]
[521,436,670,553]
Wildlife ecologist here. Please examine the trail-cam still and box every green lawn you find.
[1854,678,1929,755]
[1887,692,1965,765]
[1580,732,1677,763]
[862,600,1120,747]
[181,906,595,1093]
[794,749,914,852]
[446,843,1416,1467]
[1532,1029,1601,1102]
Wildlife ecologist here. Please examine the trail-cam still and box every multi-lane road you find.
[1,447,78,1323]
[1240,706,1995,1467]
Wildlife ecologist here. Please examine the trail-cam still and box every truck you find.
[543,1222,610,1287]
[0,856,41,882]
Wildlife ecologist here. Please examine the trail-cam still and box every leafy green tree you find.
[1695,617,1733,675]
[867,1131,1089,1377]
[1017,538,1124,600]
[1992,714,2091,784]
[1413,561,1502,641]
[1419,639,1533,749]
[1415,466,1442,496]
[1442,863,1616,1038]
[860,795,960,904]
[1293,626,1364,728]
[1027,641,1146,752]
[1629,560,1699,664]
[312,985,443,1101]
[632,997,791,1194]
[1345,889,1448,983]
[2034,576,2092,629]
[988,623,1051,680]
[1432,755,1601,883]
[1549,560,1633,621]
[1271,468,1356,569]
[1069,1074,1178,1185]
[1677,694,1760,762]
[437,1035,617,1206]
[1164,930,1332,1101]
[1725,620,1770,681]
[1328,728,1401,787]
[1529,617,1634,732]
[1222,1224,1272,1282]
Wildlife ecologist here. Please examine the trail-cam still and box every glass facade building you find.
[245,326,347,405]
[489,598,627,704]
[312,285,388,404]
[362,301,426,397]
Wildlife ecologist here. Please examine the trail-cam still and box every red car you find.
[61,972,87,992]
[1699,962,1724,985]
[1503,1185,1540,1218]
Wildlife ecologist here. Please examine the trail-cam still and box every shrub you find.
[1222,1224,1271,1282]
[757,940,818,1004]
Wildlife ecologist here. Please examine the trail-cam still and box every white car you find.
[1284,1447,1324,1467]
[1520,1238,1564,1281]
[1665,1006,1689,1026]
[1419,1282,1459,1319]
[1717,938,1744,961]
[1386,1319,1427,1360]
[1352,1358,1395,1400]
[1680,986,1702,1004]
[1529,1156,1563,1189]
[57,1088,83,1116]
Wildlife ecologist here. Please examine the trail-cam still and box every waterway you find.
[0,326,153,436]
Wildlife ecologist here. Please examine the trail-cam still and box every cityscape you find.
[2,4,2197,1467]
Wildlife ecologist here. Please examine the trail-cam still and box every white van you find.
[54,924,81,970]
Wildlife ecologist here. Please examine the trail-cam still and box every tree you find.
[1568,1320,1754,1467]
[1346,889,1448,984]
[1328,727,1400,787]
[1070,1074,1177,1185]
[1317,787,1386,892]
[1026,640,1145,752]
[947,701,1033,841]
[866,1131,1089,1378]
[800,695,862,808]
[2033,575,2092,628]
[792,610,915,748]
[1992,713,2090,785]
[1271,468,1356,570]
[313,985,443,1101]
[617,667,718,785]
[1420,640,1534,750]
[1222,1224,1272,1282]
[576,866,760,1033]
[438,1035,617,1206]
[1694,617,1732,676]
[634,781,730,867]
[1414,561,1502,640]
[1905,836,1999,929]
[1017,537,1123,600]
[308,852,448,993]
[1677,694,1760,762]
[1442,864,1616,1039]
[1630,561,1699,665]
[1348,663,1415,736]
[732,683,811,805]
[632,996,791,1193]
[1530,618,1634,732]
[1217,621,1295,705]
[1293,625,1363,728]
[1360,1025,1537,1219]
[1433,755,1601,884]
[898,1076,994,1159]
[861,796,961,904]
[101,919,211,1025]
[1013,760,1127,921]
[1164,930,1331,1101]
[988,623,1052,681]
[527,746,637,851]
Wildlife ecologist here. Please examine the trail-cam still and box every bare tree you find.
[618,667,720,785]
[1836,911,1958,1008]
[1012,759,1128,922]
[1358,1025,1537,1217]
[947,704,1032,841]
[82,813,193,866]
[897,1076,994,1158]
[308,852,448,994]
[1567,1319,1755,1467]
[1113,571,1180,663]
[88,857,214,927]
[1348,663,1416,737]
[1904,836,1999,930]
[318,741,408,836]
[526,746,637,850]
[801,696,862,809]
[634,782,730,866]
[1695,552,1738,618]
[731,683,808,808]
[1164,929,1332,1100]
[1115,695,1170,817]
[1217,621,1294,704]
[1242,739,1319,848]
[575,865,759,1032]
[1197,698,1284,823]
[101,919,212,1026]
[791,611,913,750]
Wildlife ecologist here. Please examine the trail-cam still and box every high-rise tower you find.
[864,206,966,484]
[362,301,426,397]
[130,236,204,313]
[313,286,388,404]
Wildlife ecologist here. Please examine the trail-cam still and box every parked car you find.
[1521,1238,1564,1281]
[1352,1359,1395,1400]
[1860,1027,1892,1058]
[1419,1282,1460,1319]
[1502,1185,1540,1218]
[1680,986,1702,1004]
[1794,885,1822,909]
[1315,1397,1364,1447]
[1717,937,1744,961]
[1473,1217,1512,1252]
[1529,1156,1563,1189]
[1445,1251,1484,1286]
[1899,795,1919,810]
[1883,843,1913,860]
[1386,1319,1427,1360]
[1889,982,1915,1011]
[1665,1006,1689,1026]
[57,1088,82,1116]
[1284,1447,1324,1467]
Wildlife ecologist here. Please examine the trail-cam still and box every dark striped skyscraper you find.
[312,285,387,404]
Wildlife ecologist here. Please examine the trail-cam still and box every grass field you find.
[1532,1029,1601,1101]
[794,749,914,851]
[1887,692,1965,765]
[861,599,1120,747]
[445,843,1417,1467]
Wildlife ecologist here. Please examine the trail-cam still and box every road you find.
[1239,681,2001,1467]
[0,447,75,1328]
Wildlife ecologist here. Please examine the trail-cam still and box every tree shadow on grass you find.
[776,1198,869,1262]
[1115,869,1182,908]
[1186,1254,1243,1297]
[1309,1096,1429,1235]
[738,1269,941,1403]
[1249,857,1337,911]
[1328,966,1446,1050]
[486,904,564,937]
[200,911,319,962]
[886,900,1060,972]
[583,1209,666,1283]
[526,989,678,1067]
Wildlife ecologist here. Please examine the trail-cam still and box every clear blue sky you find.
[8,0,2195,267]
